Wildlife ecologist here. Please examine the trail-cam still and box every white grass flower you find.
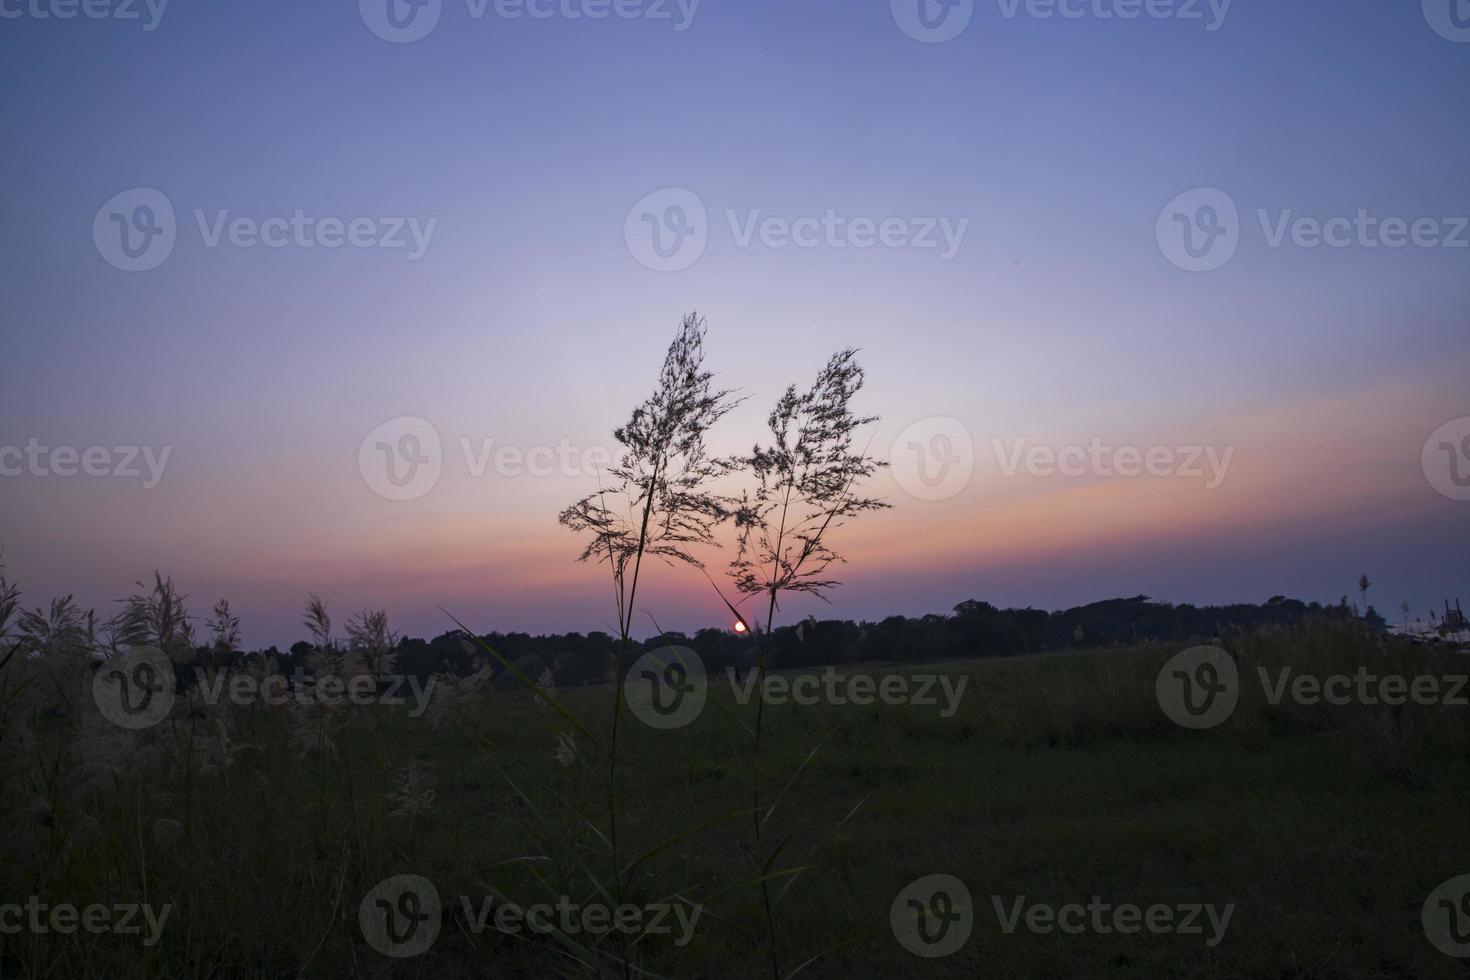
[424,662,494,733]
[387,761,436,817]
[554,731,577,768]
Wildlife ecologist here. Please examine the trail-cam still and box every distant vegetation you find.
[215,593,1370,690]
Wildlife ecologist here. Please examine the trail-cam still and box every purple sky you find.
[1,0,1467,647]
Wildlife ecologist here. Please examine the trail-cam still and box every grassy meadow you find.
[4,618,1469,979]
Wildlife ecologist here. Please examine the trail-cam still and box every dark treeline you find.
[237,594,1365,686]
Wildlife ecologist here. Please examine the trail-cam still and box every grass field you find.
[4,623,1470,978]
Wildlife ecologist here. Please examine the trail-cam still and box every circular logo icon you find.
[1424,0,1470,43]
[891,0,974,43]
[93,188,176,273]
[360,0,441,42]
[92,645,176,730]
[1156,188,1239,273]
[891,874,973,957]
[359,416,442,501]
[360,874,442,957]
[890,416,974,501]
[1156,645,1239,730]
[1423,417,1470,501]
[1424,874,1470,957]
[624,646,707,730]
[624,188,708,272]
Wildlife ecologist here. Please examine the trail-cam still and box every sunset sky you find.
[2,0,1466,647]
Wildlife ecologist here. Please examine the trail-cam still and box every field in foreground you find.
[4,624,1470,978]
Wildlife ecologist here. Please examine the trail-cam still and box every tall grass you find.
[727,348,887,978]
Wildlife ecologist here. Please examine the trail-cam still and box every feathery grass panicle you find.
[387,760,437,817]
[731,349,889,604]
[344,607,399,678]
[559,312,742,585]
[205,598,241,667]
[727,347,888,980]
[115,572,195,662]
[557,312,743,979]
[424,660,494,732]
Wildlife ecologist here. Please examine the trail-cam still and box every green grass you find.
[4,633,1469,978]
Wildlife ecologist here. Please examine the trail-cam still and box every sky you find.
[1,0,1467,648]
